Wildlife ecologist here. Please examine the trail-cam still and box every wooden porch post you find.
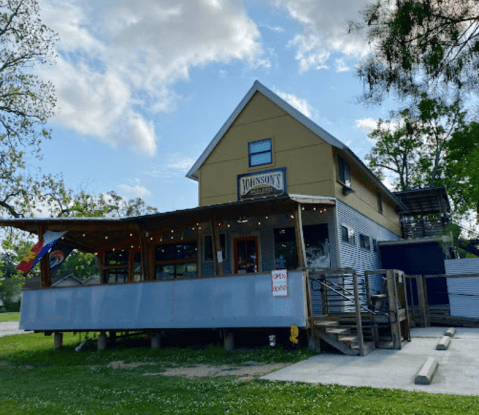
[139,224,152,281]
[98,250,106,284]
[38,225,51,288]
[211,216,223,276]
[294,204,307,269]
[386,269,401,349]
[353,270,365,355]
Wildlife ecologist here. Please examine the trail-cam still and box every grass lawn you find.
[0,312,20,322]
[0,332,478,414]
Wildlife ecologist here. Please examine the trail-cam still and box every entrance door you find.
[234,236,258,274]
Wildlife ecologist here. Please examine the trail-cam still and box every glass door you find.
[234,236,258,274]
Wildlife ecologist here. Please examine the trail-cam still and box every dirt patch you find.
[106,361,152,369]
[143,362,292,381]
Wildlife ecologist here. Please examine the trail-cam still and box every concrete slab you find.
[0,321,30,337]
[261,327,479,396]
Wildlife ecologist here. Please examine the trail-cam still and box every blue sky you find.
[35,0,399,214]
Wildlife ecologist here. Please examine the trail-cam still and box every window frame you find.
[204,233,227,262]
[337,154,351,187]
[154,238,198,280]
[248,138,272,168]
[359,234,371,251]
[341,225,355,246]
[103,248,130,284]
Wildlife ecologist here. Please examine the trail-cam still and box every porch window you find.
[248,138,272,167]
[204,234,227,261]
[341,225,355,245]
[338,154,351,186]
[103,249,129,283]
[274,224,329,270]
[154,240,198,279]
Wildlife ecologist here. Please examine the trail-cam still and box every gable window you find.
[249,139,272,167]
[378,192,383,213]
[341,225,355,245]
[338,155,351,186]
[359,234,371,250]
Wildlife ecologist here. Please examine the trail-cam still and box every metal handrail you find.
[312,277,378,315]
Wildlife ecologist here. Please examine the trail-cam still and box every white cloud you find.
[117,179,151,198]
[146,153,196,180]
[355,118,378,136]
[40,0,267,155]
[274,89,314,118]
[275,0,370,72]
[334,57,350,72]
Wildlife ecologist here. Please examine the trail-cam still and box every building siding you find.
[336,199,401,296]
[445,258,479,319]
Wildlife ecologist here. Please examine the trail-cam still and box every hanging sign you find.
[238,168,286,201]
[271,269,288,297]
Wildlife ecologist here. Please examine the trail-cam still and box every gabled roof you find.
[185,80,406,210]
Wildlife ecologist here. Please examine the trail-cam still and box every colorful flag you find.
[16,231,67,274]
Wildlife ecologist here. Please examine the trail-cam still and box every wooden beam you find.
[37,225,51,289]
[294,204,307,268]
[139,224,152,281]
[211,216,223,276]
[386,269,401,349]
[353,270,365,355]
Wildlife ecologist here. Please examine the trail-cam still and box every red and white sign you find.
[271,269,288,297]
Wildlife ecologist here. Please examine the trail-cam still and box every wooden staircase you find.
[308,269,411,356]
[314,319,375,356]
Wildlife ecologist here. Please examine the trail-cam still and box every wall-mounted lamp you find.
[237,217,249,224]
[342,186,355,196]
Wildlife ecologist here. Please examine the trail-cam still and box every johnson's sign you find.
[238,168,286,201]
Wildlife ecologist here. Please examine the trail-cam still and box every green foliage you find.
[60,251,99,280]
[444,122,479,214]
[0,0,59,219]
[366,96,466,195]
[351,0,479,105]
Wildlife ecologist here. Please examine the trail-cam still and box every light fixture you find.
[237,217,248,224]
[342,186,355,196]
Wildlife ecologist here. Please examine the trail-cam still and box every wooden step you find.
[314,320,337,327]
[338,336,357,343]
[325,328,350,335]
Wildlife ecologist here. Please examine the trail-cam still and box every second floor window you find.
[249,138,272,167]
[338,154,351,186]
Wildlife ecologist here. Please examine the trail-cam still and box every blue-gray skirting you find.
[19,272,308,331]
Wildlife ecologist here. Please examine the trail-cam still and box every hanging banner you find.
[271,269,288,297]
[16,231,67,274]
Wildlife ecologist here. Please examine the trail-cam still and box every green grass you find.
[0,333,478,414]
[0,312,20,322]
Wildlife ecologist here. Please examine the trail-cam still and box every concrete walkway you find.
[261,327,479,396]
[0,321,30,338]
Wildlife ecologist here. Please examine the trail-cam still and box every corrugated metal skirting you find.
[445,258,479,318]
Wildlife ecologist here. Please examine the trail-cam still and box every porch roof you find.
[0,194,335,253]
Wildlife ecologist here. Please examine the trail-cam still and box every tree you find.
[0,0,58,219]
[366,108,423,190]
[366,95,466,191]
[444,121,479,215]
[350,0,479,105]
